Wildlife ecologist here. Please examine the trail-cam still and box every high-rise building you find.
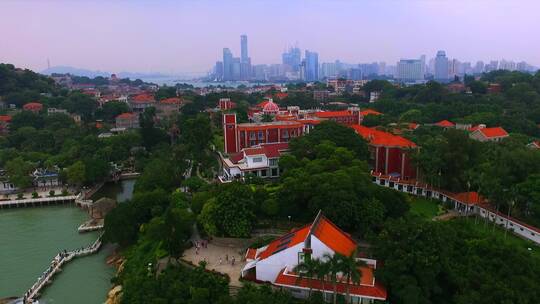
[240,35,248,63]
[214,61,223,81]
[282,47,302,72]
[223,48,233,81]
[304,50,319,81]
[420,55,426,77]
[434,50,449,82]
[378,62,386,76]
[232,57,241,81]
[240,34,251,80]
[448,59,460,79]
[474,61,485,74]
[396,59,423,83]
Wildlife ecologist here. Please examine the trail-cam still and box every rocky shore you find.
[104,248,124,304]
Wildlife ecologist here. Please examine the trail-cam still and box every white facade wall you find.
[310,235,336,261]
[245,154,268,168]
[256,242,304,282]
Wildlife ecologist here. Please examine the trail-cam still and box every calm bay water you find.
[0,179,135,303]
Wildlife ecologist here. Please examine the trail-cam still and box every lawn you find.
[409,197,443,219]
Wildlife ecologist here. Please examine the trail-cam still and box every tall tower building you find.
[434,50,449,82]
[304,50,319,81]
[240,35,251,80]
[240,34,248,62]
[282,47,302,72]
[223,48,233,81]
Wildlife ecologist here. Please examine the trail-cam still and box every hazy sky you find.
[1,0,539,75]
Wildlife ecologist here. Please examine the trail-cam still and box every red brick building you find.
[223,113,305,154]
[352,125,417,179]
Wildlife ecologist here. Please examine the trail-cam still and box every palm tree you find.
[323,253,343,304]
[294,257,320,299]
[338,250,366,304]
[316,257,331,301]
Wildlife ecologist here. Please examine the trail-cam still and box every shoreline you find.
[104,246,124,304]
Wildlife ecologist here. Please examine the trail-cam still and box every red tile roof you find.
[245,248,257,260]
[274,92,288,99]
[408,123,419,130]
[116,112,137,119]
[257,225,311,260]
[255,213,357,260]
[230,143,289,164]
[0,115,12,122]
[244,143,289,158]
[274,267,387,300]
[131,94,155,103]
[312,216,357,257]
[476,127,508,138]
[360,109,382,116]
[23,102,43,110]
[435,120,455,128]
[351,125,417,148]
[314,110,353,118]
[160,97,183,104]
[451,192,486,205]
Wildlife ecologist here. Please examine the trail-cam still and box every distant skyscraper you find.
[304,50,319,81]
[434,50,449,82]
[282,47,302,72]
[474,61,485,74]
[240,34,251,80]
[214,61,224,81]
[240,35,248,62]
[223,48,233,81]
[232,57,241,80]
[396,59,423,82]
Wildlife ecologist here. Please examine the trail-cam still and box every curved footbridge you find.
[20,234,103,303]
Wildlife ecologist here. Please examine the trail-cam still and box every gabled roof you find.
[312,215,357,257]
[475,127,509,138]
[434,120,455,128]
[254,212,357,260]
[257,225,311,260]
[351,125,417,148]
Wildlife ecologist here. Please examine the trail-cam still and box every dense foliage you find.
[374,217,540,304]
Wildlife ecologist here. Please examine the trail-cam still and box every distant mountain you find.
[40,66,204,83]
[41,66,110,78]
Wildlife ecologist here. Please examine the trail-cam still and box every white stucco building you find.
[241,212,387,303]
[219,142,288,182]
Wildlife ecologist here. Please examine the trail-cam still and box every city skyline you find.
[1,0,540,75]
